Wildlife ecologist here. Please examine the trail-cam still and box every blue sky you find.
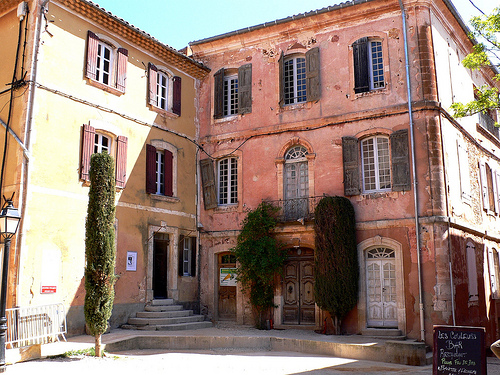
[91,0,496,50]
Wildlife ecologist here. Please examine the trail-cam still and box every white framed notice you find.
[126,251,137,271]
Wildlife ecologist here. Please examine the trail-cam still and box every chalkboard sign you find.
[433,325,486,375]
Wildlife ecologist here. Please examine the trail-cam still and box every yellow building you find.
[0,0,208,334]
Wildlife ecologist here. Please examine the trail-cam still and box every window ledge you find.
[150,105,179,119]
[279,102,312,112]
[215,204,239,213]
[86,79,124,96]
[353,87,388,99]
[150,194,179,203]
[214,114,240,124]
[353,191,398,200]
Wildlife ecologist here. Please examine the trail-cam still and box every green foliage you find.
[84,152,117,339]
[232,202,287,318]
[451,7,500,121]
[313,196,358,328]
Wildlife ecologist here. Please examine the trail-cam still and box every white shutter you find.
[497,171,500,214]
[479,161,489,211]
[493,169,499,214]
[457,140,471,202]
[488,247,498,297]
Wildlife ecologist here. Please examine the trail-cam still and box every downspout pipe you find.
[398,0,426,342]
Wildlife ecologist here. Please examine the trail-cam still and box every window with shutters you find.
[218,158,238,205]
[147,63,182,116]
[214,64,252,119]
[487,247,500,299]
[353,37,385,94]
[80,122,128,188]
[479,160,499,214]
[361,136,391,193]
[178,235,196,277]
[279,47,320,107]
[342,130,410,195]
[85,31,128,94]
[146,141,177,198]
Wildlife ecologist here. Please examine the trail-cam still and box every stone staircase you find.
[122,299,212,331]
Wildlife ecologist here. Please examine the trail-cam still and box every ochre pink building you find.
[190,0,500,346]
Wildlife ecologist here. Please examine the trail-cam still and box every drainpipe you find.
[398,0,426,342]
[16,0,51,305]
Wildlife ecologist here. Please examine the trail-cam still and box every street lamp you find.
[0,201,21,372]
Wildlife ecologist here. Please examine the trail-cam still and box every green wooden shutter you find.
[200,158,217,209]
[278,51,284,106]
[353,37,369,93]
[213,68,224,119]
[342,136,361,195]
[238,64,252,114]
[390,129,411,191]
[306,47,320,102]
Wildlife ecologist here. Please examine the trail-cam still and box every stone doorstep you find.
[136,309,193,319]
[150,299,174,306]
[128,314,204,326]
[143,305,183,313]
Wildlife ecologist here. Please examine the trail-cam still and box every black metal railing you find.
[266,196,323,222]
[478,112,499,140]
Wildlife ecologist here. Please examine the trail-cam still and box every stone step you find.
[128,314,204,326]
[150,299,174,306]
[135,310,194,320]
[145,305,184,312]
[361,328,405,340]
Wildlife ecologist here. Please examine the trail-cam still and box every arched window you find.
[284,146,309,220]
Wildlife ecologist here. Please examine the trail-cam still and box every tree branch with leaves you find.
[451,6,500,121]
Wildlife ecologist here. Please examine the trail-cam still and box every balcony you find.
[266,196,322,223]
[478,111,499,140]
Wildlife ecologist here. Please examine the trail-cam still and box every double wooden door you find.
[283,250,315,325]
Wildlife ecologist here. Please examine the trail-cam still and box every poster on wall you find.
[126,251,137,271]
[220,268,237,286]
[40,248,60,294]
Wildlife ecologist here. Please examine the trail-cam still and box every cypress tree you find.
[84,152,116,357]
[313,196,358,334]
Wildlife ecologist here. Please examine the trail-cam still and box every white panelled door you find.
[366,247,397,328]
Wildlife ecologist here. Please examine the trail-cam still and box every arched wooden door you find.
[218,252,237,321]
[366,247,397,327]
[282,247,315,325]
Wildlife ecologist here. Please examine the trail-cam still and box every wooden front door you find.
[283,248,315,325]
[153,233,169,299]
[366,247,397,327]
[218,253,237,321]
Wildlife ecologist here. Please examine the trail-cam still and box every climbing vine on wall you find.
[232,202,287,328]
[313,196,358,334]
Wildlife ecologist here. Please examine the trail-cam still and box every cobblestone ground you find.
[7,350,500,375]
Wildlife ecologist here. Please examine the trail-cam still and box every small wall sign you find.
[220,268,237,286]
[126,251,137,271]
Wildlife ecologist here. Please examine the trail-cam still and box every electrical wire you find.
[0,10,28,201]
